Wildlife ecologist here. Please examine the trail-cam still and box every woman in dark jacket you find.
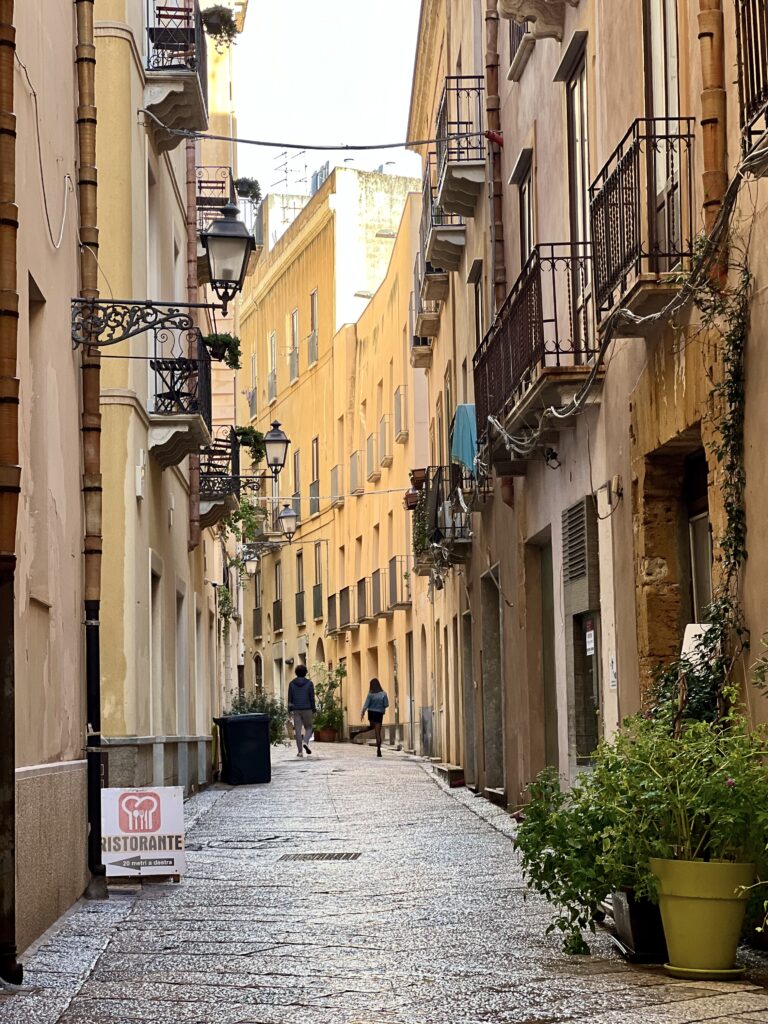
[361,678,389,757]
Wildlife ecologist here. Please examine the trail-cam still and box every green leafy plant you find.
[234,426,266,465]
[200,4,238,50]
[204,332,241,370]
[412,489,429,560]
[226,690,289,745]
[217,584,234,621]
[233,176,262,204]
[311,661,346,733]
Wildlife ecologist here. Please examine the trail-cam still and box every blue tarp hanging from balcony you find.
[451,404,477,477]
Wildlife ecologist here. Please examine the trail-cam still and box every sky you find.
[233,0,423,196]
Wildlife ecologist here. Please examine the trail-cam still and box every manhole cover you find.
[279,852,361,862]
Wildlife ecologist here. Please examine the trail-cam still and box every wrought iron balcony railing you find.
[327,593,338,633]
[312,582,323,620]
[435,75,486,190]
[423,465,473,550]
[736,0,768,152]
[350,451,364,495]
[273,598,283,633]
[379,415,392,467]
[330,465,344,508]
[196,165,234,231]
[420,152,465,276]
[357,577,370,622]
[388,556,411,609]
[149,331,212,431]
[339,586,354,628]
[295,590,305,626]
[589,118,694,319]
[146,1,208,103]
[394,385,408,442]
[199,426,240,503]
[371,568,387,617]
[366,433,380,482]
[473,243,595,442]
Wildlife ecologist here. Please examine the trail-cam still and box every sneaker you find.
[303,744,312,755]
[296,752,303,758]
[377,749,382,757]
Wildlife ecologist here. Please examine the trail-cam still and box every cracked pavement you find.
[2,743,768,1023]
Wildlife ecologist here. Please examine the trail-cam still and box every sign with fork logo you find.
[102,787,186,878]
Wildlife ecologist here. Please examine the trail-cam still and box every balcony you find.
[268,369,277,403]
[339,586,358,630]
[289,347,299,383]
[410,336,434,370]
[589,118,694,328]
[327,593,339,634]
[252,606,262,640]
[247,388,257,419]
[413,466,477,573]
[394,386,408,442]
[421,153,465,277]
[148,332,212,469]
[366,434,380,482]
[435,76,486,217]
[199,427,240,528]
[413,254,442,339]
[312,583,323,620]
[295,590,305,626]
[309,479,320,516]
[196,165,233,231]
[371,568,390,618]
[350,451,364,495]
[388,556,411,610]
[273,598,283,633]
[307,329,318,366]
[144,0,208,153]
[379,415,392,467]
[357,577,374,623]
[507,19,535,81]
[736,0,768,160]
[292,491,301,524]
[473,243,600,474]
[330,465,344,508]
[498,1,570,41]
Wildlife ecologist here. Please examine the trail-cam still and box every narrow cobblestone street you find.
[3,745,768,1024]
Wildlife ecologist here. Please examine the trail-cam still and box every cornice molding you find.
[498,0,580,41]
[407,0,443,152]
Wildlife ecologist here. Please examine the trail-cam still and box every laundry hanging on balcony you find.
[451,404,478,477]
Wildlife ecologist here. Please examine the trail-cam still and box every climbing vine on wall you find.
[650,246,753,723]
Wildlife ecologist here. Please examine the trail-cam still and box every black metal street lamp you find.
[264,421,290,478]
[200,202,256,314]
[278,503,299,542]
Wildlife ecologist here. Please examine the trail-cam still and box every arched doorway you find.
[314,637,325,668]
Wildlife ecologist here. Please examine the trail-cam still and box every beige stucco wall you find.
[13,0,90,950]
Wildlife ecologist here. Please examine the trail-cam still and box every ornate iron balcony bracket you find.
[71,298,223,348]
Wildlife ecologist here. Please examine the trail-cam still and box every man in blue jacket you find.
[288,665,316,757]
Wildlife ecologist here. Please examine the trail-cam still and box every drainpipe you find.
[186,137,201,550]
[698,1,727,236]
[0,0,21,986]
[75,0,107,900]
[484,0,507,314]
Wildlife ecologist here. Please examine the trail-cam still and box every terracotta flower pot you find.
[313,727,338,743]
[650,858,755,979]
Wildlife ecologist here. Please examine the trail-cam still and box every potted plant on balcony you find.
[200,4,238,50]
[234,425,266,465]
[233,176,262,204]
[203,331,241,370]
[311,662,346,742]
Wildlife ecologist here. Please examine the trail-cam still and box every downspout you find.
[484,0,507,314]
[698,0,727,236]
[186,137,201,550]
[0,0,21,986]
[75,0,107,900]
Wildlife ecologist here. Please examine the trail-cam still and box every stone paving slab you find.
[1,743,767,1023]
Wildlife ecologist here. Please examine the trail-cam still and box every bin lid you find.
[214,713,270,724]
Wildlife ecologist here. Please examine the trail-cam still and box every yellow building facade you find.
[238,169,428,741]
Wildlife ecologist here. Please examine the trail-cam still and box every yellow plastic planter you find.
[650,858,755,979]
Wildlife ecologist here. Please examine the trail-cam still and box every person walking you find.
[288,665,316,758]
[361,678,389,757]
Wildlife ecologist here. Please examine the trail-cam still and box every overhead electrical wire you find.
[138,107,491,152]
